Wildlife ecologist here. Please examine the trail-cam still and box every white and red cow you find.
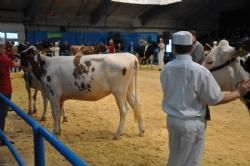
[203,39,250,114]
[20,46,144,140]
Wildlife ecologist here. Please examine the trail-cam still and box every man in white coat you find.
[160,31,250,166]
[158,37,165,71]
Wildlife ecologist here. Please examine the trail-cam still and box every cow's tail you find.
[133,59,141,121]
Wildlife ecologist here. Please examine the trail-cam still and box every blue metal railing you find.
[0,93,88,166]
[0,129,26,166]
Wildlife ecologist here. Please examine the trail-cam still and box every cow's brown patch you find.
[85,61,91,67]
[81,82,86,90]
[73,55,81,67]
[73,55,94,92]
[122,67,126,76]
[87,84,91,89]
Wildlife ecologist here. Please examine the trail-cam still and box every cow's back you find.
[43,53,137,101]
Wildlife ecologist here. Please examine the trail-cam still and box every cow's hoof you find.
[139,131,144,137]
[40,117,46,121]
[33,109,37,114]
[113,135,121,140]
[51,129,60,135]
[63,117,68,123]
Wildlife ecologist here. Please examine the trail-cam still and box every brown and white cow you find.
[20,45,144,140]
[203,39,250,115]
[70,44,107,55]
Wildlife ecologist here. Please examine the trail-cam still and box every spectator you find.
[129,41,135,54]
[158,37,165,71]
[108,39,116,53]
[0,37,20,146]
[50,42,60,56]
[116,43,124,53]
[190,30,205,64]
[213,41,218,48]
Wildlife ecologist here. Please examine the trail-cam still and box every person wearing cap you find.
[0,38,20,146]
[160,31,250,166]
[213,41,218,48]
[158,37,165,71]
[190,30,204,64]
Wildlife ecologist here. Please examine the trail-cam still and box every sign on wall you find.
[47,33,63,39]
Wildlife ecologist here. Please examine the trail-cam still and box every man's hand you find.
[237,80,250,96]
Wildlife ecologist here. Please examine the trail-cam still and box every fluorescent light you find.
[111,0,182,5]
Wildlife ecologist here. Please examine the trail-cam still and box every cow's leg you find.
[127,91,144,137]
[27,88,32,115]
[50,99,61,135]
[113,94,128,140]
[60,101,68,122]
[40,91,48,121]
[150,54,154,69]
[32,90,38,114]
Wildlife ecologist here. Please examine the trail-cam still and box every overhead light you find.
[111,0,182,5]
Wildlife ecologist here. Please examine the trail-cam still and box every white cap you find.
[172,31,192,46]
[0,38,5,45]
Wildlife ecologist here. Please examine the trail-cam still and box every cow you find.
[203,39,250,115]
[70,44,107,56]
[18,44,68,122]
[136,42,157,69]
[19,45,144,140]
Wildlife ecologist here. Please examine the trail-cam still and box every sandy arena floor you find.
[0,67,250,166]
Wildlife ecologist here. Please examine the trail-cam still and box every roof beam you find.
[139,3,179,25]
[176,0,211,22]
[185,0,229,27]
[90,0,120,25]
[90,0,112,24]
[24,0,41,22]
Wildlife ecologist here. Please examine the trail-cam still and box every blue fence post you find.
[34,128,45,166]
[0,129,26,166]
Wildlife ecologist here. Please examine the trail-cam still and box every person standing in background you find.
[50,42,60,56]
[190,30,204,64]
[158,37,165,71]
[107,39,116,53]
[0,37,20,146]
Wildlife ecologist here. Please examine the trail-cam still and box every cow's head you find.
[203,40,237,70]
[19,45,46,80]
[18,44,36,67]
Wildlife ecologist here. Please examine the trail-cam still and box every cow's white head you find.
[203,40,237,70]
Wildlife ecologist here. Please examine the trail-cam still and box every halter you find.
[210,58,237,72]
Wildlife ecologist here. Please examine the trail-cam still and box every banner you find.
[47,33,63,39]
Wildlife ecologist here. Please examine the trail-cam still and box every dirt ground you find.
[0,67,250,166]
